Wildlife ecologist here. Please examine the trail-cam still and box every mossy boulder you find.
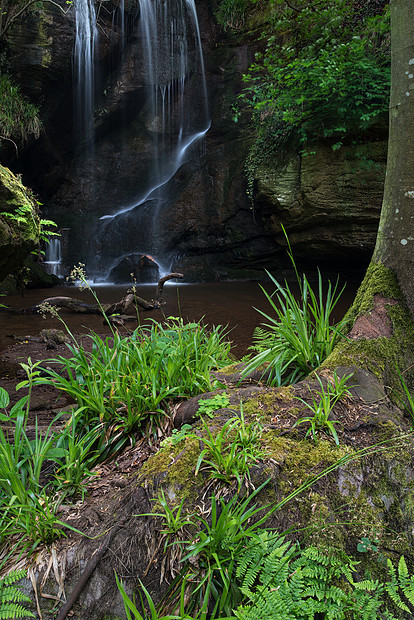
[0,164,41,283]
[20,374,414,619]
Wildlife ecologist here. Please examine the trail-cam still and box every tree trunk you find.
[373,0,414,318]
[324,0,414,390]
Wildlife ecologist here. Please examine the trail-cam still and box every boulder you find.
[0,164,40,283]
[108,254,160,283]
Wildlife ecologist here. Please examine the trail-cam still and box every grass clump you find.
[118,477,414,620]
[293,371,353,445]
[0,375,84,552]
[27,317,232,461]
[194,405,264,491]
[242,233,347,386]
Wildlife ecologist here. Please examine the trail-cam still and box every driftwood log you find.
[20,273,183,316]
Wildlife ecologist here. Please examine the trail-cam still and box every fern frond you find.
[352,578,380,591]
[385,582,410,612]
[0,571,27,588]
[401,580,414,608]
[249,327,277,353]
[0,590,31,604]
[398,555,408,579]
[0,569,34,619]
[0,602,34,619]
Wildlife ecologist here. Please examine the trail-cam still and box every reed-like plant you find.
[0,403,68,548]
[163,481,271,619]
[0,378,81,550]
[115,574,232,620]
[194,406,264,491]
[31,318,232,448]
[53,412,99,500]
[293,371,353,445]
[242,233,347,386]
[394,366,414,427]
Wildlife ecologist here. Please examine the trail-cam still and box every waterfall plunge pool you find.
[0,279,360,362]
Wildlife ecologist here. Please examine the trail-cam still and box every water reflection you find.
[0,279,360,361]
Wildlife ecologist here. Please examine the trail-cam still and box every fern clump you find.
[234,532,414,619]
[0,569,34,619]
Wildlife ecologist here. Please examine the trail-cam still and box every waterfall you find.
[74,0,98,155]
[88,0,210,282]
[44,238,62,277]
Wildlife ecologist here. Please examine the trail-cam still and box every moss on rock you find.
[0,164,42,283]
[323,261,414,400]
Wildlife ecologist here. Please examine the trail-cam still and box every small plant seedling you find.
[357,536,379,553]
[194,404,264,490]
[161,424,192,448]
[196,393,231,418]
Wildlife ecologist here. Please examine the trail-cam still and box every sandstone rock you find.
[255,138,387,269]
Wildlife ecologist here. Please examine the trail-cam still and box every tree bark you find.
[373,0,414,318]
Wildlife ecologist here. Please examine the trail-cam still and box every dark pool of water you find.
[0,277,360,360]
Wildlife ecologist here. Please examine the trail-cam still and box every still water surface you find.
[0,279,360,359]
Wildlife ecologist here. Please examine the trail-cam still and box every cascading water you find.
[74,0,98,156]
[44,238,62,276]
[82,0,210,282]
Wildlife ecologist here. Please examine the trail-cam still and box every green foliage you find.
[394,367,414,427]
[194,406,264,491]
[171,481,271,618]
[1,201,58,246]
[147,491,196,544]
[115,574,230,620]
[0,568,34,619]
[234,536,414,620]
[242,236,347,386]
[196,393,231,418]
[52,412,98,500]
[293,371,353,445]
[245,33,389,140]
[160,425,193,448]
[357,536,379,553]
[0,366,85,551]
[0,389,67,549]
[0,74,41,145]
[115,574,185,620]
[28,318,232,461]
[215,0,248,31]
[231,0,390,187]
[118,536,414,620]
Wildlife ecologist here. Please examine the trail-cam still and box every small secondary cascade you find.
[44,238,62,277]
[87,0,210,282]
[74,0,98,155]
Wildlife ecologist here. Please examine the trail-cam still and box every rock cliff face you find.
[255,137,387,269]
[4,0,386,281]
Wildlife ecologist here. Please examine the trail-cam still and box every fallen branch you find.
[156,272,184,302]
[18,273,184,316]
